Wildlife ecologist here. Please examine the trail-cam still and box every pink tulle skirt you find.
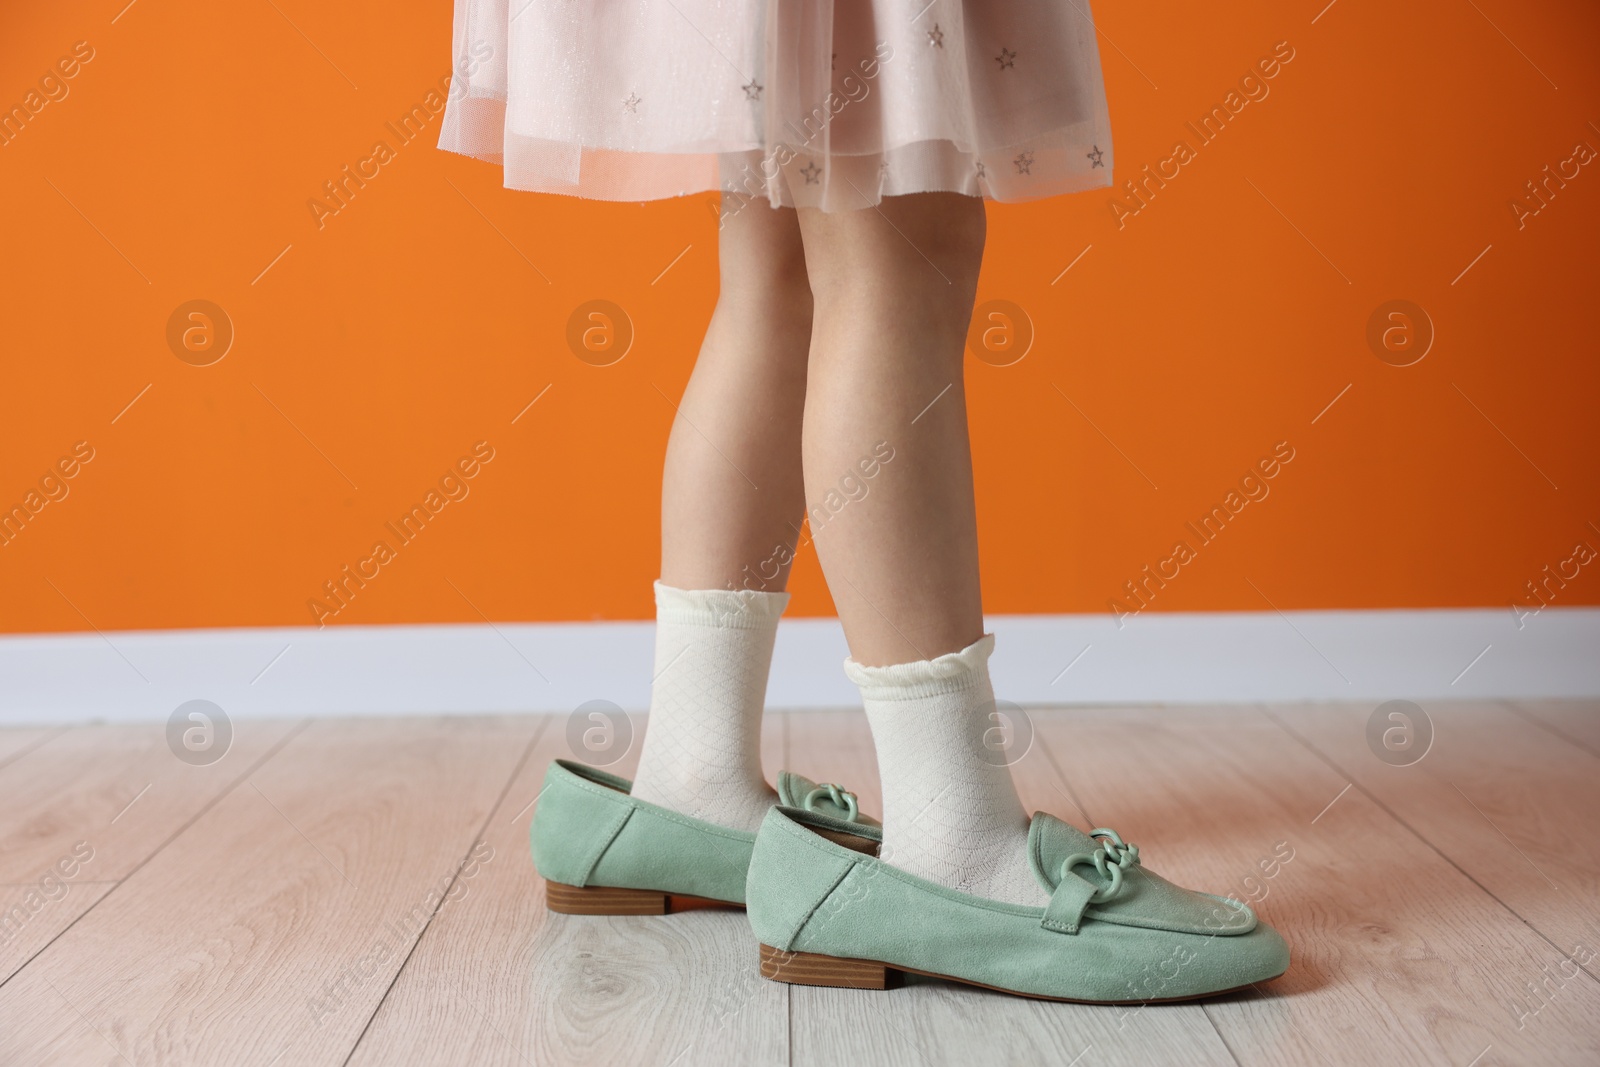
[437,0,1114,211]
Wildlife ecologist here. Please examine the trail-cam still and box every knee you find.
[719,244,812,324]
[806,194,986,308]
[718,252,813,329]
[928,197,987,270]
[918,194,987,288]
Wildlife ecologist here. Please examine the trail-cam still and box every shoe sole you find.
[758,943,1286,1004]
[546,880,744,915]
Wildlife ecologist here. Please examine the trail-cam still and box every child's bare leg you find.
[660,196,811,592]
[795,192,986,667]
[630,197,812,832]
[797,192,1046,905]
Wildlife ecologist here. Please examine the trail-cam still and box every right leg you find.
[790,195,979,668]
[795,194,985,667]
[796,193,1046,906]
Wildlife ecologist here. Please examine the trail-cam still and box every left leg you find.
[628,195,813,833]
[659,195,813,593]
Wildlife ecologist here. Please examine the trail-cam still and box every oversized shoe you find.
[532,759,874,915]
[748,805,1290,1003]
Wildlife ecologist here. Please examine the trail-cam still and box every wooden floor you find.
[1,703,1597,1066]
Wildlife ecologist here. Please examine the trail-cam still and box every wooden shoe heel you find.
[759,944,898,990]
[546,881,668,915]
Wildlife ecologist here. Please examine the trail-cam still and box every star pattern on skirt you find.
[995,47,1017,70]
[974,160,987,179]
[623,92,641,113]
[743,80,763,101]
[1087,144,1105,168]
[1013,150,1034,175]
[928,24,944,48]
[800,161,822,184]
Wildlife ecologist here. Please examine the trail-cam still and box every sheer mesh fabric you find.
[438,0,1114,211]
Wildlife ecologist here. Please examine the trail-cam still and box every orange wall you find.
[3,1,1597,635]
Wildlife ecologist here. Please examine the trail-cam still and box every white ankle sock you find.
[847,634,1048,907]
[629,581,785,833]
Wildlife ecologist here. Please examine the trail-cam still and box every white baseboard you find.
[1,608,1595,724]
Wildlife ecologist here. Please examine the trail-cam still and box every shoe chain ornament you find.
[800,783,860,823]
[1061,828,1140,903]
[1043,827,1140,935]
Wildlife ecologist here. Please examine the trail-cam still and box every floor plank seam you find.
[1256,705,1600,992]
[1031,718,1095,828]
[340,715,554,1067]
[1502,700,1600,762]
[0,717,315,994]
[0,726,70,776]
[1199,1002,1247,1067]
[10,707,1595,1065]
[1029,714,1246,1064]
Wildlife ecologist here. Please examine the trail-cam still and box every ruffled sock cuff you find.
[843,633,996,701]
[653,579,791,629]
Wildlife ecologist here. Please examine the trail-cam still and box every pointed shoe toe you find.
[747,806,1290,1003]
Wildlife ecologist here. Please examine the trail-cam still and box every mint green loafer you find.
[747,806,1289,1003]
[531,759,875,914]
